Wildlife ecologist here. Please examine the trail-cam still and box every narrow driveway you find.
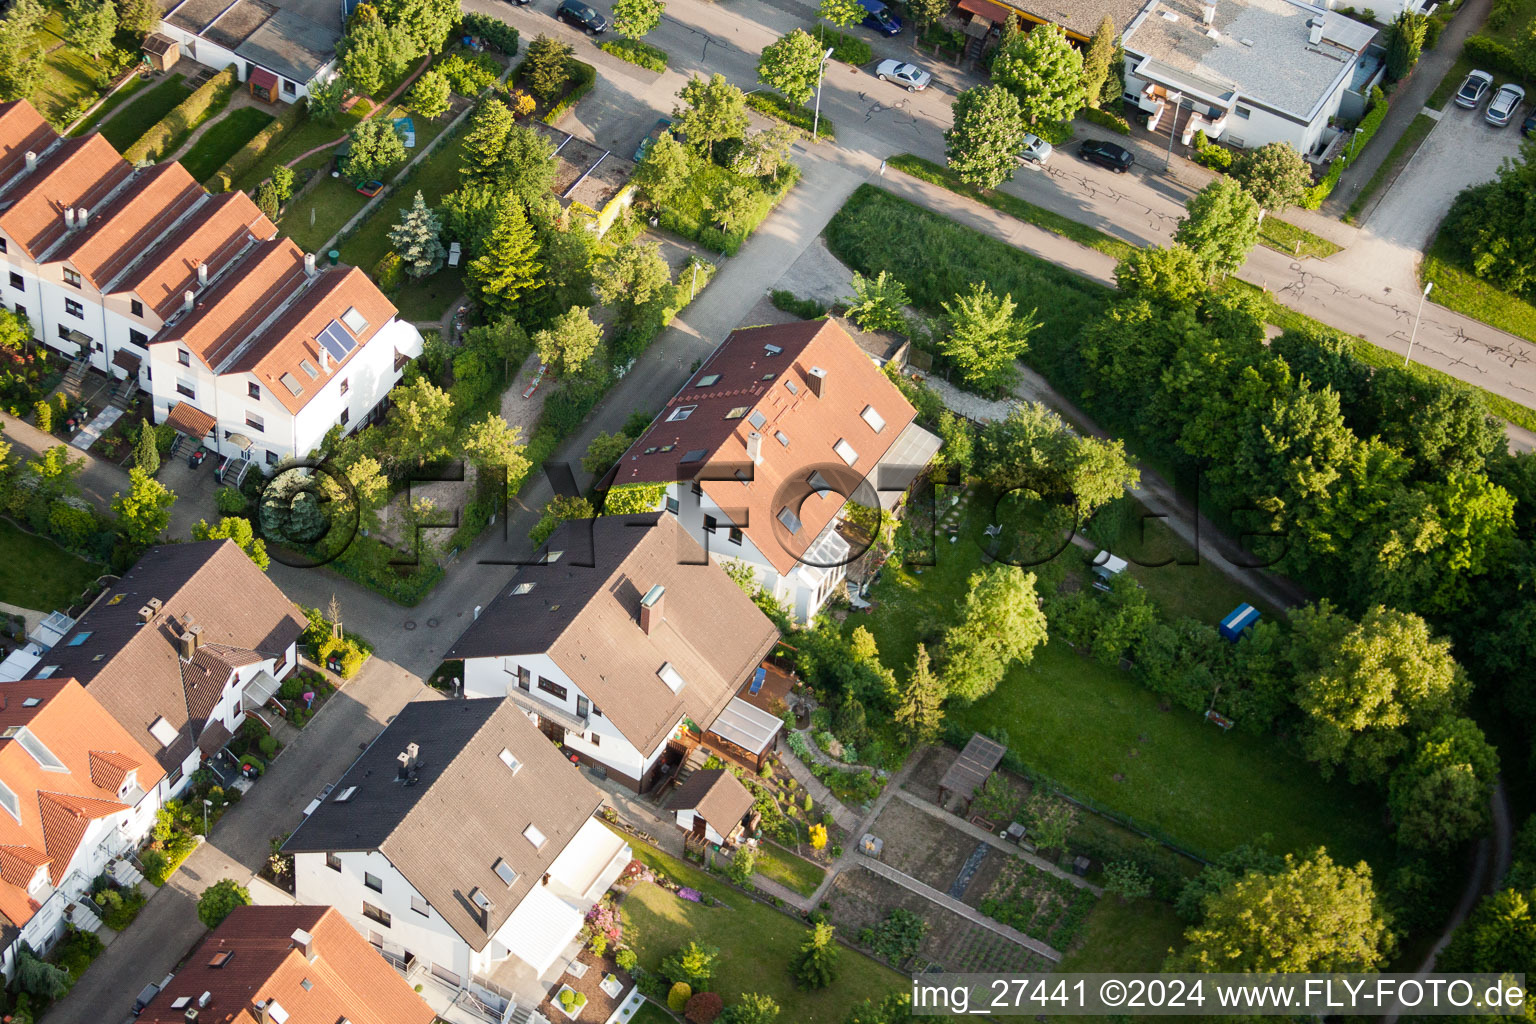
[1,412,131,514]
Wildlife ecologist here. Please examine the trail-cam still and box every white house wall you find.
[290,318,424,458]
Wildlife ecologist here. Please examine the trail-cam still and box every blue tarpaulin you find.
[1219,603,1260,642]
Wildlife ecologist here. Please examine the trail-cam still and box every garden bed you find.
[976,859,1097,950]
[868,798,990,896]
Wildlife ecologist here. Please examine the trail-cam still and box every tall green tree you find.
[1081,15,1117,110]
[462,413,531,483]
[1388,716,1499,852]
[843,270,909,334]
[192,517,270,570]
[409,67,450,119]
[1440,886,1536,980]
[975,402,1139,515]
[939,565,1047,701]
[305,74,347,124]
[893,643,944,742]
[1231,142,1313,213]
[342,117,407,182]
[757,28,824,106]
[721,993,780,1024]
[673,73,749,157]
[990,23,1086,141]
[1174,179,1260,276]
[63,0,116,59]
[593,241,672,330]
[340,7,414,97]
[467,200,542,318]
[389,191,447,278]
[386,377,455,467]
[1167,851,1389,972]
[525,34,573,100]
[133,418,159,476]
[1113,244,1208,308]
[115,0,160,37]
[789,921,840,989]
[0,0,44,103]
[939,281,1035,391]
[196,879,251,928]
[632,128,692,208]
[612,0,665,37]
[818,0,864,30]
[944,84,1026,190]
[374,0,458,54]
[534,306,602,374]
[1385,10,1427,80]
[112,468,174,545]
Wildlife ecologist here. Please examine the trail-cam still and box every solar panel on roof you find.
[317,320,356,361]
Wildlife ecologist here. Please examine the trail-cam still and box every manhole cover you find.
[403,620,416,631]
[426,617,440,628]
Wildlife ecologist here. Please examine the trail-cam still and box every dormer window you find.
[494,859,518,886]
[498,748,522,774]
[0,779,19,824]
[668,406,696,422]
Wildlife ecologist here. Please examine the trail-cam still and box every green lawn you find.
[98,75,191,152]
[753,841,826,897]
[69,74,145,137]
[0,517,102,611]
[1056,897,1185,972]
[228,103,371,193]
[1344,113,1436,224]
[629,1002,675,1024]
[618,835,910,1023]
[1257,216,1341,259]
[887,154,1139,261]
[181,107,276,182]
[1422,234,1536,346]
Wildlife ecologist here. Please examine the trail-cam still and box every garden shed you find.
[671,769,754,847]
[938,733,1006,813]
[143,33,180,72]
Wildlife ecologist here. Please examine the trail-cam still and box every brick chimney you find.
[178,625,202,660]
[639,585,665,635]
[290,927,314,960]
[806,366,827,399]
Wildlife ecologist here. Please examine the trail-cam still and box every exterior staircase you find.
[674,746,709,789]
[109,374,138,410]
[61,354,90,396]
[65,895,104,935]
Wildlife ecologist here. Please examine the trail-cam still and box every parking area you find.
[1363,97,1528,252]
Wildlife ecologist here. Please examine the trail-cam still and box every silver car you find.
[1455,70,1494,109]
[1019,132,1054,166]
[1487,83,1525,126]
[875,58,931,92]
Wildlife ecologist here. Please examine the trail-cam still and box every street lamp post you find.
[1165,92,1183,170]
[1404,281,1434,367]
[202,798,213,835]
[812,47,835,142]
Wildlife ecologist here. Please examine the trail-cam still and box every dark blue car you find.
[859,0,902,35]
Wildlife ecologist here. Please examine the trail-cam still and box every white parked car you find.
[1020,132,1054,166]
[875,59,931,92]
[1487,83,1525,126]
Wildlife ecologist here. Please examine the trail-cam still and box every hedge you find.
[814,26,872,65]
[208,99,307,193]
[1080,106,1131,135]
[459,12,520,54]
[1462,34,1526,79]
[600,37,668,71]
[124,67,239,164]
[745,89,835,139]
[543,59,597,125]
[1301,85,1387,208]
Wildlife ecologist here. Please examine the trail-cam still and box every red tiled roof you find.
[0,101,56,186]
[164,401,217,439]
[612,320,918,574]
[112,191,276,319]
[87,749,140,792]
[138,906,437,1024]
[37,792,128,883]
[161,238,309,369]
[0,134,132,260]
[52,162,204,290]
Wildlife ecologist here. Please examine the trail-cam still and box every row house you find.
[0,677,165,978]
[284,699,632,1002]
[42,540,307,799]
[607,319,940,623]
[445,513,783,792]
[0,99,424,469]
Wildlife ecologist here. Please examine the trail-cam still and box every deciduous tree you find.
[613,0,665,37]
[944,84,1026,190]
[939,281,1035,391]
[531,494,595,544]
[534,306,602,375]
[939,565,1047,701]
[192,517,270,570]
[1113,244,1208,308]
[462,413,530,484]
[1388,715,1499,851]
[409,68,450,119]
[386,377,455,467]
[1174,178,1260,276]
[990,23,1086,141]
[673,73,748,157]
[342,116,407,182]
[197,879,251,928]
[632,128,692,208]
[757,28,824,106]
[374,0,457,54]
[593,241,672,329]
[1231,142,1313,213]
[305,74,347,124]
[844,270,909,334]
[63,0,116,59]
[112,468,174,545]
[818,0,864,30]
[115,0,159,37]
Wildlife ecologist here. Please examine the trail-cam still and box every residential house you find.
[670,769,754,847]
[607,319,940,623]
[1122,0,1377,156]
[136,905,437,1024]
[0,677,165,978]
[444,513,782,791]
[284,699,632,1000]
[0,99,424,469]
[40,540,306,799]
[156,0,342,102]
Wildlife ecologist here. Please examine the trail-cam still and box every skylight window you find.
[764,344,783,355]
[680,449,706,464]
[267,1001,288,1024]
[657,662,687,693]
[860,405,886,433]
[761,373,776,381]
[280,373,303,397]
[697,374,720,386]
[775,431,790,447]
[834,439,859,466]
[808,470,833,495]
[66,632,91,646]
[725,406,748,420]
[0,780,19,824]
[499,748,522,774]
[777,507,802,534]
[748,411,767,429]
[470,888,493,910]
[784,380,799,395]
[523,824,547,849]
[148,716,178,748]
[494,859,518,886]
[513,582,535,595]
[15,729,63,771]
[107,594,125,605]
[21,698,39,708]
[668,406,696,422]
[299,360,319,379]
[341,306,368,334]
[333,786,357,803]
[543,550,563,564]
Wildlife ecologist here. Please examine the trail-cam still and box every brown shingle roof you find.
[137,905,437,1024]
[611,320,919,574]
[0,134,132,260]
[51,163,204,290]
[0,101,56,187]
[445,514,781,757]
[111,190,276,318]
[284,699,605,950]
[671,769,753,832]
[43,541,306,771]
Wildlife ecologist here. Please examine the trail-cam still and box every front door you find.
[539,717,565,745]
[691,816,707,839]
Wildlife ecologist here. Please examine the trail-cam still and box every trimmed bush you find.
[745,90,835,139]
[815,27,872,65]
[601,38,668,71]
[1462,34,1524,78]
[124,67,239,164]
[208,99,305,193]
[459,12,520,54]
[668,981,693,1012]
[543,59,597,125]
[1301,86,1387,209]
[1081,106,1131,134]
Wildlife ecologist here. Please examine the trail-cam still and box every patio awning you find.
[249,67,279,90]
[706,698,783,756]
[111,348,141,372]
[164,401,215,439]
[499,884,584,975]
[873,421,942,510]
[241,670,282,712]
[225,432,253,451]
[59,328,91,348]
[958,0,1013,23]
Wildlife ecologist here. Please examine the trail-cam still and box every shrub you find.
[197,878,251,928]
[662,941,719,988]
[215,486,246,514]
[589,931,608,956]
[668,981,693,1011]
[543,59,597,125]
[616,947,639,972]
[686,992,725,1023]
[819,27,872,65]
[745,90,834,139]
[440,52,501,96]
[1462,34,1523,78]
[258,734,278,757]
[140,849,169,886]
[125,68,239,164]
[55,927,103,981]
[601,38,668,71]
[33,399,51,433]
[1191,130,1232,172]
[375,251,404,292]
[770,290,825,319]
[460,12,519,53]
[1080,106,1131,134]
